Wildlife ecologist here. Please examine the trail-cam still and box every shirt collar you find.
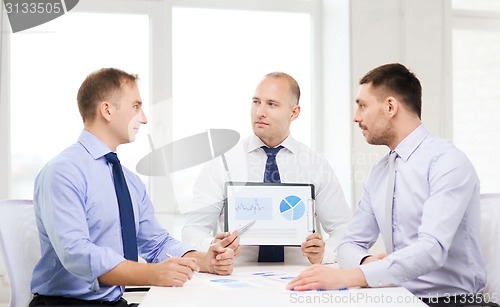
[393,124,429,162]
[78,129,113,160]
[247,134,297,154]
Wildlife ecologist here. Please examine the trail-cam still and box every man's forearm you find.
[98,260,154,286]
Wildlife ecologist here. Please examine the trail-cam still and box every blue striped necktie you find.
[105,152,138,261]
[258,145,285,262]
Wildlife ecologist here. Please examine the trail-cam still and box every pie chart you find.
[279,195,305,221]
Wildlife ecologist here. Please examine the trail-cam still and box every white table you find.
[139,263,428,306]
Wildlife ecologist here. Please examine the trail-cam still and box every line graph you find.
[234,197,272,220]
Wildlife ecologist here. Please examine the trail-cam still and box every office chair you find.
[0,199,40,307]
[480,193,500,302]
[0,199,149,306]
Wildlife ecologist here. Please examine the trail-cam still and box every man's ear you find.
[99,101,113,122]
[387,97,398,117]
[290,104,301,121]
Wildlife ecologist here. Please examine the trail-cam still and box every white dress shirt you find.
[337,124,486,297]
[182,134,351,264]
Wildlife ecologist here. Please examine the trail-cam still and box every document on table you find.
[203,270,298,289]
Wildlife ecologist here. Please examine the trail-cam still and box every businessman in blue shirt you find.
[287,63,488,307]
[30,68,235,306]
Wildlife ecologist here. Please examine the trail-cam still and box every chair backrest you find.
[480,193,500,299]
[0,199,40,307]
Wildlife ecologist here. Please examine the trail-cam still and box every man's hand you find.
[151,257,199,287]
[183,241,234,276]
[301,232,325,264]
[213,230,240,257]
[184,242,235,276]
[286,264,368,291]
[204,242,234,275]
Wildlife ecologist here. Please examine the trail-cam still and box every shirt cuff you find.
[359,259,399,287]
[336,242,370,268]
[322,241,336,264]
[91,248,126,282]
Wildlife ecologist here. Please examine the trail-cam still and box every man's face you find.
[250,77,300,147]
[109,82,147,145]
[353,83,393,146]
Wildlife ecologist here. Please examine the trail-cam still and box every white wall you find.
[322,0,353,207]
[348,0,451,207]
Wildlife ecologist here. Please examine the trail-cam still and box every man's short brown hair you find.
[77,68,138,123]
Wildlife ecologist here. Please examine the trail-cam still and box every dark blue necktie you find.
[105,152,138,261]
[258,145,285,262]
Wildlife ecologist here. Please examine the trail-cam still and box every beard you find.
[366,130,394,146]
[362,120,395,146]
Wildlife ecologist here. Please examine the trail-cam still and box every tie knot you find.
[389,150,398,161]
[387,151,398,168]
[105,152,120,165]
[261,145,284,157]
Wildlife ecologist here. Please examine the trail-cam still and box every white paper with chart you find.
[224,182,315,246]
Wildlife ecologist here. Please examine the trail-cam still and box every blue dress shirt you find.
[31,130,194,302]
[337,124,486,297]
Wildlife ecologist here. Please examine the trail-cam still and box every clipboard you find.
[224,181,315,246]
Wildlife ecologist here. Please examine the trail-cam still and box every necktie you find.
[105,152,138,261]
[384,151,397,254]
[258,145,285,262]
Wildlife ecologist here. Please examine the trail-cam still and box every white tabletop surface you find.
[139,263,428,306]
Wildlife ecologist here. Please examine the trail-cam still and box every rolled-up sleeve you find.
[36,162,125,290]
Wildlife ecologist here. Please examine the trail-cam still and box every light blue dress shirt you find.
[31,130,194,302]
[337,124,486,297]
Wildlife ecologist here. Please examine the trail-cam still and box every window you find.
[452,2,500,192]
[9,12,150,198]
[1,1,319,239]
[170,7,313,213]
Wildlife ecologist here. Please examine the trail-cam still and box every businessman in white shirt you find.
[182,72,352,265]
